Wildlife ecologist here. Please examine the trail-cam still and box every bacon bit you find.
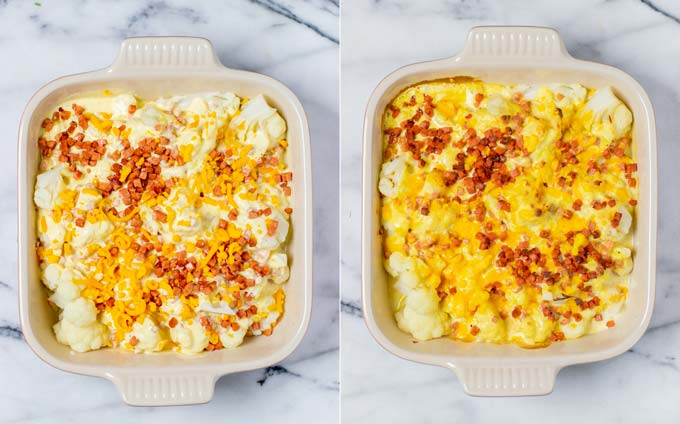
[539,229,550,238]
[611,212,622,228]
[263,329,272,336]
[284,207,293,214]
[470,325,480,336]
[200,316,212,330]
[629,199,638,206]
[562,209,573,219]
[572,199,583,211]
[592,200,607,210]
[72,104,85,115]
[42,118,54,131]
[606,320,616,328]
[153,210,167,223]
[266,219,279,236]
[129,336,139,346]
[594,313,603,321]
[512,306,522,319]
[541,303,555,319]
[550,331,565,342]
[474,93,484,107]
[420,206,430,216]
[128,104,137,114]
[168,317,177,328]
[75,217,85,227]
[625,163,638,173]
[498,199,511,212]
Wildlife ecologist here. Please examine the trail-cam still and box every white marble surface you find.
[0,0,338,422]
[341,0,680,422]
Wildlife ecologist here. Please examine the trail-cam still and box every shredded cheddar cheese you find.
[34,92,293,354]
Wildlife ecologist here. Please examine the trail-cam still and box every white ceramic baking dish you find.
[362,26,657,396]
[18,37,312,406]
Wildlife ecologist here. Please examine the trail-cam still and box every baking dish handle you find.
[452,364,560,396]
[458,26,572,61]
[109,372,217,406]
[109,36,224,72]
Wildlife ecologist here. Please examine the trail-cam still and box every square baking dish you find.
[18,37,313,406]
[362,26,657,396]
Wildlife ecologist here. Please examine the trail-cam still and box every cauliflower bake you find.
[35,91,292,353]
[379,79,637,347]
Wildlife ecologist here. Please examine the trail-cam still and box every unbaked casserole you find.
[34,91,294,354]
[379,79,638,347]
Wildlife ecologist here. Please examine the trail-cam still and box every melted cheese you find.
[381,80,637,347]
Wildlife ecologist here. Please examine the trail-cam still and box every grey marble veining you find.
[0,0,338,422]
[340,0,680,422]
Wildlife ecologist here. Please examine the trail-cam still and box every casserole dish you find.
[362,26,656,396]
[19,37,313,406]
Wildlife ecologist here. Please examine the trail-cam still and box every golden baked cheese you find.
[380,79,637,347]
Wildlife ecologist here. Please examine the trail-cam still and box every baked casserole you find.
[379,79,638,347]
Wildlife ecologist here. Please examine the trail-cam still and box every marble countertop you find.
[0,0,338,422]
[340,0,680,422]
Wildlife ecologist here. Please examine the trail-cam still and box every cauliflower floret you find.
[601,207,632,241]
[386,252,422,293]
[218,317,250,349]
[240,208,289,250]
[75,189,102,211]
[70,218,113,248]
[169,318,210,354]
[560,310,595,340]
[112,93,138,118]
[229,95,286,159]
[485,93,510,116]
[195,293,236,315]
[62,297,96,326]
[583,86,633,140]
[140,189,202,243]
[54,319,109,352]
[37,210,66,252]
[42,263,83,293]
[54,298,109,352]
[267,253,289,284]
[48,275,81,309]
[395,288,449,341]
[612,245,634,276]
[34,168,66,210]
[378,156,407,198]
[128,316,163,352]
[127,104,168,142]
